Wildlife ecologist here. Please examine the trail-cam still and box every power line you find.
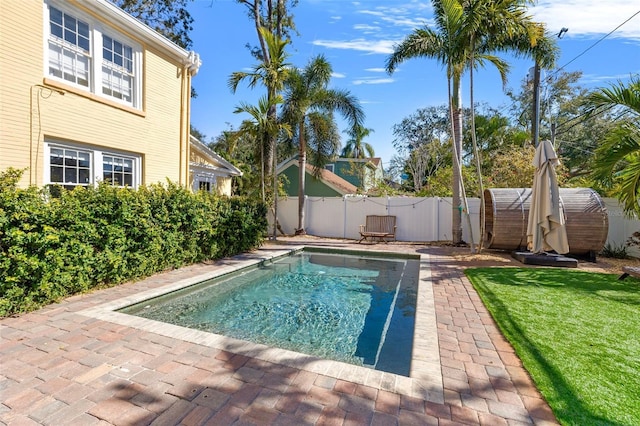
[552,9,640,77]
[554,104,613,133]
[464,10,640,134]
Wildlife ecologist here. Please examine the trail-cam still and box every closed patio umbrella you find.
[526,140,569,254]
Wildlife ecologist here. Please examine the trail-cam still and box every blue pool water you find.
[120,249,419,376]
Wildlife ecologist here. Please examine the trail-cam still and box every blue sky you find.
[188,0,640,167]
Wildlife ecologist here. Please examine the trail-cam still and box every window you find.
[325,164,335,173]
[193,173,217,193]
[102,35,134,102]
[46,2,141,108]
[49,147,92,190]
[103,155,134,187]
[45,141,141,189]
[48,6,90,87]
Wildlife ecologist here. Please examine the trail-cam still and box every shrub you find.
[0,168,267,316]
[600,242,629,259]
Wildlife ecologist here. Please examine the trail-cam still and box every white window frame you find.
[325,164,335,173]
[44,140,141,189]
[193,172,218,193]
[44,1,142,109]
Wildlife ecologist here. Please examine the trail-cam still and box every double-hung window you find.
[45,2,141,108]
[45,141,141,190]
[102,35,134,102]
[48,6,90,87]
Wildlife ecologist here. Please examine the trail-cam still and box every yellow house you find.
[0,0,201,190]
[189,135,242,196]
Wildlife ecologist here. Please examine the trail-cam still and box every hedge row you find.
[0,168,267,317]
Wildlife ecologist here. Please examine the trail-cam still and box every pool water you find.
[120,249,419,376]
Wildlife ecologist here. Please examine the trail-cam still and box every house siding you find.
[282,165,341,197]
[188,148,234,196]
[334,162,362,188]
[0,0,188,188]
[0,1,44,178]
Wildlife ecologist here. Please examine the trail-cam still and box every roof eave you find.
[189,135,243,176]
[80,0,201,73]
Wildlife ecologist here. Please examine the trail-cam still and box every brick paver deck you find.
[1,239,560,425]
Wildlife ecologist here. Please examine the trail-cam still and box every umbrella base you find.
[512,251,578,268]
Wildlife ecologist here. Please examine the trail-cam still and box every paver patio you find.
[1,238,561,425]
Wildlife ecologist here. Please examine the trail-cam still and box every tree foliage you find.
[280,54,364,232]
[235,0,298,58]
[392,106,452,192]
[586,76,640,216]
[112,0,194,49]
[507,70,615,179]
[342,125,375,159]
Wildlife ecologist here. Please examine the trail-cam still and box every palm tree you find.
[228,28,291,177]
[233,95,291,201]
[281,54,364,234]
[462,0,557,249]
[342,125,375,158]
[386,0,556,246]
[228,27,291,239]
[586,76,640,216]
[386,0,467,245]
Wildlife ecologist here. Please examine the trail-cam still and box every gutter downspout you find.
[180,52,201,186]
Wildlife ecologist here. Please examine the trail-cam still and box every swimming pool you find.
[119,248,419,376]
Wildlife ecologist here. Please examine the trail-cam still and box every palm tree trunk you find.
[297,122,307,234]
[469,52,485,251]
[451,86,475,251]
[265,103,277,175]
[260,138,265,202]
[450,79,463,245]
[272,135,278,240]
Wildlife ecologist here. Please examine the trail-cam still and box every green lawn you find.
[465,267,640,426]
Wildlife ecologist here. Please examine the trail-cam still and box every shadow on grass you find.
[466,267,637,426]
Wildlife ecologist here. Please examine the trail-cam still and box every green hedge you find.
[0,168,267,317]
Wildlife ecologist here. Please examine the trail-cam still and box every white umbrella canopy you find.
[526,140,569,254]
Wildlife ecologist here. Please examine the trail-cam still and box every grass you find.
[465,267,640,426]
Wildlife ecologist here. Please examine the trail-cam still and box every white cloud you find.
[354,24,381,32]
[359,10,385,18]
[359,9,429,29]
[332,72,346,78]
[311,39,397,54]
[353,78,394,85]
[365,68,386,73]
[580,72,638,84]
[531,1,640,40]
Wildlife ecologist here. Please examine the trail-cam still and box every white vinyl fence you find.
[272,196,639,256]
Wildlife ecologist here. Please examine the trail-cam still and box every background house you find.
[189,135,242,196]
[324,158,384,192]
[277,158,357,197]
[0,0,200,190]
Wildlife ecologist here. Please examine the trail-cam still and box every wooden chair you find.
[358,215,397,243]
